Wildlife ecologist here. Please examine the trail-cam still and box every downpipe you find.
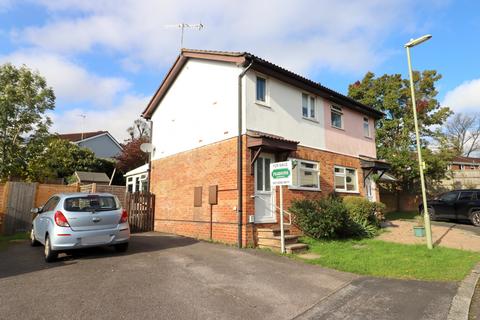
[237,59,253,248]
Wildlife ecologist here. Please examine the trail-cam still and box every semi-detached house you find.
[142,49,389,248]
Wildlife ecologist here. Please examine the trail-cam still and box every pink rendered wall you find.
[323,99,376,158]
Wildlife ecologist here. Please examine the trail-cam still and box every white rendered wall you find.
[245,70,326,150]
[150,59,241,160]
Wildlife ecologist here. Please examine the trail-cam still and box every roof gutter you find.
[237,58,253,249]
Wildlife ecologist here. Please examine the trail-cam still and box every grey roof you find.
[75,171,110,183]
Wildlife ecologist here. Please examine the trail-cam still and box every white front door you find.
[365,176,376,202]
[254,154,276,223]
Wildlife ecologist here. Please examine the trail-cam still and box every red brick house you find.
[142,49,387,248]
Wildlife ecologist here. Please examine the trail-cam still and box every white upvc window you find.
[331,105,343,129]
[334,166,358,192]
[290,159,320,191]
[302,93,316,119]
[363,117,371,137]
[255,75,268,105]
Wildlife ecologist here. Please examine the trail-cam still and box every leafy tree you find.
[25,136,114,183]
[439,113,480,156]
[115,137,149,174]
[348,71,453,192]
[0,63,55,180]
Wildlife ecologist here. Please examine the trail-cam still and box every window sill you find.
[289,186,321,192]
[302,117,319,123]
[331,125,345,131]
[255,101,270,108]
[335,190,360,194]
[364,135,373,140]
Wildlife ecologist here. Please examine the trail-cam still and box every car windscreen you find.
[64,196,119,212]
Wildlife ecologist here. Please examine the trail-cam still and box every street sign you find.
[270,161,292,186]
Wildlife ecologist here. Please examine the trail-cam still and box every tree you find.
[348,70,453,192]
[25,136,113,183]
[0,63,55,180]
[127,118,150,141]
[439,113,480,156]
[115,137,149,174]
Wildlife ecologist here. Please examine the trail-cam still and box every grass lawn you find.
[384,211,418,221]
[298,237,480,281]
[0,232,29,250]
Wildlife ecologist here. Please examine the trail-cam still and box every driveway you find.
[0,233,457,320]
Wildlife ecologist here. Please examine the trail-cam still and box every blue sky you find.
[1,0,479,141]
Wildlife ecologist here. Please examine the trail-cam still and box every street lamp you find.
[404,34,433,249]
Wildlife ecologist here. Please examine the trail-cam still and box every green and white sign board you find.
[270,161,292,186]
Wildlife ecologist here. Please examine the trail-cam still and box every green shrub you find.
[343,196,385,227]
[290,195,349,239]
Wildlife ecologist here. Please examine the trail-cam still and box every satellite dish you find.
[140,143,154,153]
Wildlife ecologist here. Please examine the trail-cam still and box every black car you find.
[420,189,480,226]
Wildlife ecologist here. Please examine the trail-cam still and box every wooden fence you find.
[126,192,155,233]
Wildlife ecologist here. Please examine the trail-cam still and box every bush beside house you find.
[290,195,385,240]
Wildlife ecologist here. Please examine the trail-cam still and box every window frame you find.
[288,158,321,191]
[255,75,269,106]
[301,93,317,120]
[334,165,359,193]
[330,105,344,129]
[363,117,371,138]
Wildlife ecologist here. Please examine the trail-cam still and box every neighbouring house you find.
[142,49,388,248]
[442,156,480,189]
[58,130,123,159]
[124,164,148,192]
[73,171,111,185]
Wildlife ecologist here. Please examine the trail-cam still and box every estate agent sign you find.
[270,161,292,186]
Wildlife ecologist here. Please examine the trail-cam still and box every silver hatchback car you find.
[30,193,130,262]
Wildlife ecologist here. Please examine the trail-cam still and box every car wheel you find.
[471,210,480,227]
[30,228,40,247]
[421,207,436,221]
[114,243,129,253]
[44,235,58,263]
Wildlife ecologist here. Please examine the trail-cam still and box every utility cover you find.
[270,161,293,186]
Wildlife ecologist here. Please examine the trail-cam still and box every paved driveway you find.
[0,233,457,320]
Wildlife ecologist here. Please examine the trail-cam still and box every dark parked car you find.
[419,189,480,226]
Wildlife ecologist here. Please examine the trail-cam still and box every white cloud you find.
[48,94,149,142]
[443,79,480,113]
[19,0,422,75]
[0,50,130,106]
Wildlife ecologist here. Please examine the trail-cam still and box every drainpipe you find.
[237,59,253,249]
[146,119,153,194]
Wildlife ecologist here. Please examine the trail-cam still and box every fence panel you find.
[3,182,36,235]
[126,192,155,233]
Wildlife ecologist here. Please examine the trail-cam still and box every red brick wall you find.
[151,137,241,245]
[151,136,370,246]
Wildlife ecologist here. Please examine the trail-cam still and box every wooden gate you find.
[3,182,36,235]
[125,192,155,233]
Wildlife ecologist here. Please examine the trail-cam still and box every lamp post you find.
[404,34,433,249]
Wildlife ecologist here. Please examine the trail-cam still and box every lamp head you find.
[405,34,432,48]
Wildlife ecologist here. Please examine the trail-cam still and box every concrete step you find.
[257,235,299,247]
[286,243,308,254]
[257,227,291,237]
[258,243,308,254]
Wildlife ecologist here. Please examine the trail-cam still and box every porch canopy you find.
[359,155,391,182]
[246,130,299,173]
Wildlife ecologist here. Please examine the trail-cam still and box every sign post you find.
[270,161,293,254]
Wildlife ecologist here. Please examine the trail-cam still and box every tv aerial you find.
[165,22,205,48]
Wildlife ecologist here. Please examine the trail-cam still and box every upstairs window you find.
[331,106,343,129]
[290,159,320,190]
[302,93,316,119]
[256,76,267,103]
[334,166,358,192]
[363,117,370,137]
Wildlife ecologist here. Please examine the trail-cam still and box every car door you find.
[36,196,59,242]
[435,191,459,219]
[456,191,476,220]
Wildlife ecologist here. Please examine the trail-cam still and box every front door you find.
[254,154,276,223]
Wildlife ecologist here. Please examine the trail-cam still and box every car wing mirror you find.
[31,207,40,214]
